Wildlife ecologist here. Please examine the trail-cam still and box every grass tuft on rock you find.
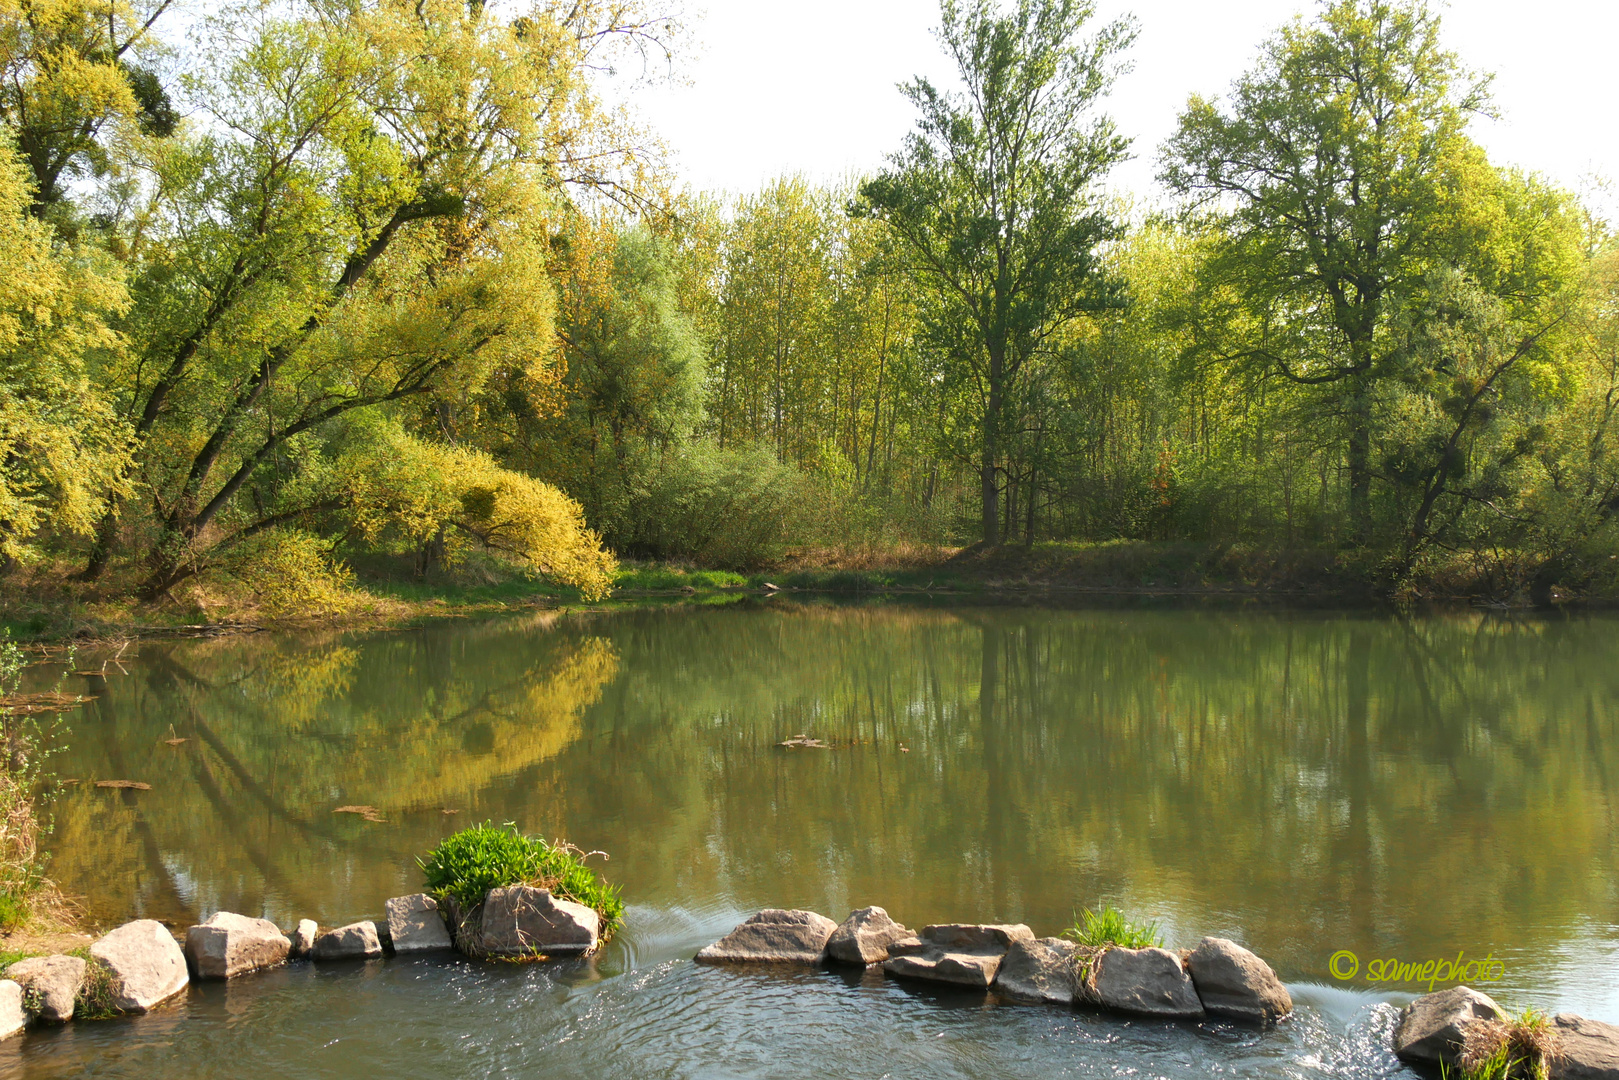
[419,823,624,937]
[1061,904,1163,950]
[1447,1008,1561,1080]
[69,948,119,1020]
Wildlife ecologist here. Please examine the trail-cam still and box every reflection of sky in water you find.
[19,600,1619,1077]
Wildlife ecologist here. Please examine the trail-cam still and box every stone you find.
[90,919,189,1014]
[1186,937,1292,1021]
[1392,986,1502,1067]
[6,954,86,1022]
[387,894,453,953]
[184,912,291,980]
[695,908,835,965]
[310,921,383,961]
[0,981,22,1040]
[477,886,599,958]
[1092,946,1205,1019]
[995,937,1080,1005]
[826,906,913,966]
[289,919,317,959]
[1552,1014,1619,1080]
[919,924,1035,952]
[882,923,1035,989]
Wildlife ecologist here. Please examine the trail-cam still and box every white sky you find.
[628,0,1619,216]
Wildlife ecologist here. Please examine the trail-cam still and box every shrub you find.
[1061,904,1163,950]
[223,529,356,617]
[618,444,806,568]
[419,823,624,936]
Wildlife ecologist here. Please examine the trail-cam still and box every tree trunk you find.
[1346,386,1372,545]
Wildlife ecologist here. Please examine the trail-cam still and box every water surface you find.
[8,599,1617,1077]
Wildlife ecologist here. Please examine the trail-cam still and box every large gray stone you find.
[1093,946,1205,1019]
[476,886,599,958]
[90,919,189,1013]
[1552,1014,1619,1080]
[695,909,835,965]
[289,919,317,959]
[6,954,86,1021]
[995,937,1080,1004]
[310,921,383,961]
[826,906,913,966]
[882,923,1035,989]
[0,981,22,1039]
[1392,986,1503,1067]
[1186,937,1292,1021]
[185,912,290,979]
[386,894,453,953]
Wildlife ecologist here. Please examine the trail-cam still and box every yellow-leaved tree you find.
[0,135,130,563]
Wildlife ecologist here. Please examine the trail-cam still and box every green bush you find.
[419,823,624,936]
[618,444,807,568]
[1061,904,1163,950]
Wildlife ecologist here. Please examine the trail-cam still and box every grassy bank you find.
[1,539,1593,646]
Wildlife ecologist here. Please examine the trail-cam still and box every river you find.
[6,598,1616,1077]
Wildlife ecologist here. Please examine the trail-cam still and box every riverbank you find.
[1,540,1589,646]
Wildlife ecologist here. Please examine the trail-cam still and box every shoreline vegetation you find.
[0,539,1602,649]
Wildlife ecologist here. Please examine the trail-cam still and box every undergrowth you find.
[419,823,624,937]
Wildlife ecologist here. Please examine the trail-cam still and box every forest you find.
[3,0,1619,612]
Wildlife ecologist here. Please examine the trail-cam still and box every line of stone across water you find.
[3,898,1617,1079]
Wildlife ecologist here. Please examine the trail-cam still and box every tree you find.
[0,134,129,565]
[857,0,1133,544]
[73,0,671,594]
[0,0,176,218]
[1161,0,1491,544]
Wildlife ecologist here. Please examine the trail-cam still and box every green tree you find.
[72,0,668,595]
[857,0,1133,544]
[1161,0,1491,544]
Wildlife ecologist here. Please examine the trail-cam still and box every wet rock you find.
[695,909,837,965]
[311,921,383,961]
[185,912,291,979]
[882,923,1035,989]
[6,955,86,1022]
[476,886,600,958]
[289,919,317,959]
[994,937,1080,1005]
[1186,937,1292,1021]
[387,894,452,953]
[1093,947,1205,1019]
[0,981,22,1039]
[826,906,913,966]
[90,919,189,1013]
[1392,986,1502,1066]
[1551,1013,1619,1080]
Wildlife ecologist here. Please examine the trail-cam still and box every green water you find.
[7,599,1617,1077]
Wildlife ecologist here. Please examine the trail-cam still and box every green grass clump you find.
[419,823,624,937]
[1445,1008,1559,1080]
[69,948,119,1019]
[1061,904,1164,950]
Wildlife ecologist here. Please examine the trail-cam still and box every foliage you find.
[615,443,807,567]
[857,0,1134,543]
[0,135,130,564]
[1061,903,1163,949]
[419,822,624,937]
